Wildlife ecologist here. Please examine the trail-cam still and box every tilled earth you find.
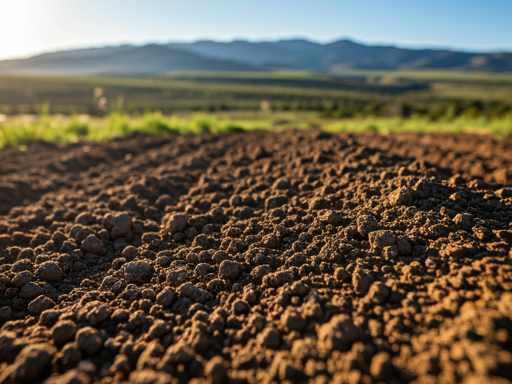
[0,130,512,384]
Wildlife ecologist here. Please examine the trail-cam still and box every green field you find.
[1,70,512,148]
[1,70,511,116]
[1,109,511,149]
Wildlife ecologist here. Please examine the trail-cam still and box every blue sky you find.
[0,0,510,60]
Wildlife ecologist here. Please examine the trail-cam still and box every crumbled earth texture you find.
[1,130,512,384]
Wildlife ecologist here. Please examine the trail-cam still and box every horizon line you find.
[1,35,511,61]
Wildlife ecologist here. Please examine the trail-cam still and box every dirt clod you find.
[122,261,154,284]
[76,327,102,355]
[0,343,56,383]
[35,261,64,282]
[81,235,105,255]
[164,214,189,234]
[28,295,55,315]
[178,282,212,303]
[318,314,362,353]
[111,213,132,239]
[218,259,241,280]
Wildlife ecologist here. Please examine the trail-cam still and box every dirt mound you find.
[356,132,512,186]
[1,130,511,384]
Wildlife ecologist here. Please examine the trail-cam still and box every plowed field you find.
[1,131,511,384]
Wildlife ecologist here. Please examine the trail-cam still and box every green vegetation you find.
[322,115,512,136]
[1,70,511,118]
[1,70,512,149]
[0,111,260,148]
[1,109,511,149]
[331,69,512,85]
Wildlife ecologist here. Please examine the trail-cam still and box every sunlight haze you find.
[0,0,511,60]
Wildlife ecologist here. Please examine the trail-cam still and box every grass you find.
[0,111,270,148]
[322,115,512,136]
[1,110,511,149]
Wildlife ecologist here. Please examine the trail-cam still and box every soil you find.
[0,130,511,384]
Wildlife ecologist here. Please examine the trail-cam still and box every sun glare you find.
[0,0,51,58]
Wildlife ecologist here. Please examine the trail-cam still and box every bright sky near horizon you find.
[0,0,510,60]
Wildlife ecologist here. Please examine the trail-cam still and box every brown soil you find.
[0,131,511,384]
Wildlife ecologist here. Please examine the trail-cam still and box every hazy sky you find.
[0,0,511,60]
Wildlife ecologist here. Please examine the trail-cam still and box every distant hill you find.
[0,44,256,76]
[0,39,511,76]
[166,39,322,68]
[166,39,512,72]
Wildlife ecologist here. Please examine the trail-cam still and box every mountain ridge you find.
[0,38,511,75]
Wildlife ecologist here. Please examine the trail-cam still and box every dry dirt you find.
[0,130,511,384]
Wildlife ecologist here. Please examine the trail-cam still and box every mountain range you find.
[0,39,511,76]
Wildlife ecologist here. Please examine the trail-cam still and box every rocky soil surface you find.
[0,130,511,384]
